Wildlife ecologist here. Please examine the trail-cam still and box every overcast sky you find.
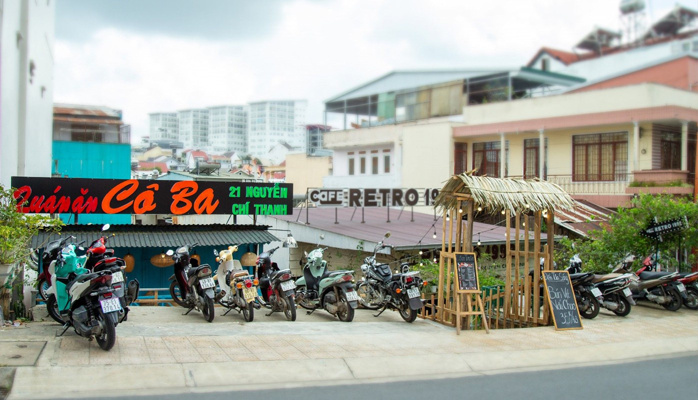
[54,0,693,143]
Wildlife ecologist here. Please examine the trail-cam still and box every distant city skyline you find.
[53,0,691,142]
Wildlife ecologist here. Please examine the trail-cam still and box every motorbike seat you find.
[232,270,249,279]
[391,273,403,281]
[65,271,101,293]
[270,269,291,280]
[592,273,621,283]
[639,271,673,280]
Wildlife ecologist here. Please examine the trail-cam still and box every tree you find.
[555,194,698,273]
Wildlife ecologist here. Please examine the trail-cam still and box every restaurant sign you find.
[308,188,440,208]
[11,177,293,215]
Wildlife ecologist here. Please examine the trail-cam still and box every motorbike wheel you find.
[202,295,215,323]
[336,293,354,322]
[399,305,418,323]
[662,288,682,311]
[242,302,255,322]
[95,311,117,351]
[682,286,698,310]
[356,282,381,310]
[296,285,315,310]
[283,296,297,321]
[611,294,632,317]
[38,278,50,302]
[579,291,600,319]
[45,294,65,324]
[169,280,187,307]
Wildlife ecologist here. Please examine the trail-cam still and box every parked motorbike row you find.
[557,253,698,320]
[166,233,426,324]
[38,224,140,351]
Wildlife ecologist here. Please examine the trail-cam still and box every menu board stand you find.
[542,271,583,330]
[451,252,489,335]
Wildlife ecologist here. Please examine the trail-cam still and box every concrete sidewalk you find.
[1,303,697,399]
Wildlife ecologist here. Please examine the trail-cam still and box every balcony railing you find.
[546,171,693,196]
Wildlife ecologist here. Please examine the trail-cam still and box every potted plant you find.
[0,185,62,319]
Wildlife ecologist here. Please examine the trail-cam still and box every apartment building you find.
[248,100,307,159]
[177,108,209,150]
[208,105,247,154]
[148,112,178,141]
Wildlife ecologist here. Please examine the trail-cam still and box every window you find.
[384,153,391,173]
[473,141,507,177]
[360,157,366,174]
[573,132,628,181]
[523,138,547,179]
[348,152,355,175]
[541,58,549,71]
[659,131,680,170]
[372,157,379,174]
[454,143,467,174]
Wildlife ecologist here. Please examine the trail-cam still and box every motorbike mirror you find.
[304,251,308,257]
[319,234,325,240]
[166,249,174,256]
[384,232,391,238]
[213,249,218,256]
[101,224,110,231]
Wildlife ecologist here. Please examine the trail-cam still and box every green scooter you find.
[295,237,359,322]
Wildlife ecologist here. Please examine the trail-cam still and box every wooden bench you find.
[131,288,175,307]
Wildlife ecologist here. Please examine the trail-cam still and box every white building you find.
[177,108,209,150]
[0,0,55,187]
[208,105,247,154]
[247,100,307,159]
[148,112,178,141]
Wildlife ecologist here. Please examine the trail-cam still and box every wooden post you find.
[514,212,521,322]
[504,209,511,328]
[533,211,542,325]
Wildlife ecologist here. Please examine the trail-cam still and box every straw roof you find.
[435,173,575,214]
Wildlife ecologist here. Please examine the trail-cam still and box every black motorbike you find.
[355,233,425,323]
[257,246,297,321]
[569,254,635,317]
[167,243,216,322]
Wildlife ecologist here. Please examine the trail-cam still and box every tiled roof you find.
[32,224,278,249]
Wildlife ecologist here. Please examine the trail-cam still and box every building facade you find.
[248,100,307,159]
[148,112,178,141]
[208,105,247,154]
[0,0,55,187]
[177,108,209,150]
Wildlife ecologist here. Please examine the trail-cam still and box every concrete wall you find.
[401,122,455,189]
[285,153,331,195]
[1,0,55,187]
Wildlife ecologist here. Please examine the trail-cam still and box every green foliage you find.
[556,194,698,273]
[412,258,439,287]
[628,180,689,188]
[479,268,505,287]
[0,185,63,265]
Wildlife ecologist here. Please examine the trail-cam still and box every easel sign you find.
[452,252,488,334]
[455,252,479,292]
[542,271,583,331]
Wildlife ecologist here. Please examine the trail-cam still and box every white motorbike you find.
[214,245,260,321]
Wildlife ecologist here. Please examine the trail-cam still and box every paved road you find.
[88,354,698,400]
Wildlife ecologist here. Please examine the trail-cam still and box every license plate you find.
[100,297,121,313]
[111,271,124,284]
[677,283,686,292]
[407,287,420,298]
[591,288,602,298]
[280,280,296,291]
[243,287,257,302]
[199,277,215,289]
[623,287,632,297]
[345,290,360,302]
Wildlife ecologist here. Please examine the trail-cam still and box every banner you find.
[11,177,293,216]
[307,188,440,208]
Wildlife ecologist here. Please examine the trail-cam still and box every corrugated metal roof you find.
[31,224,278,249]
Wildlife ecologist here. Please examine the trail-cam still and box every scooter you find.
[569,254,635,317]
[641,254,697,310]
[167,243,216,322]
[46,244,120,351]
[36,235,77,301]
[295,235,359,322]
[613,255,684,311]
[256,246,297,321]
[214,245,260,322]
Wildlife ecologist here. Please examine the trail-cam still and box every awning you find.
[31,224,279,249]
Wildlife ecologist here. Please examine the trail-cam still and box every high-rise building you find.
[149,112,178,141]
[177,108,209,150]
[208,105,247,154]
[247,100,307,158]
[306,124,332,155]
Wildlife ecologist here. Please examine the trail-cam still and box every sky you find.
[53,0,694,144]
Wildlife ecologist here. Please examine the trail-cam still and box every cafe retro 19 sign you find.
[308,188,439,208]
[11,177,293,215]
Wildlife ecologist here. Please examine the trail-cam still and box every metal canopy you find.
[575,27,621,53]
[31,224,279,249]
[643,5,698,40]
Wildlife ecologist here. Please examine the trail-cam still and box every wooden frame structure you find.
[431,173,575,331]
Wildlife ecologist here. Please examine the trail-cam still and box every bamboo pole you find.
[504,209,511,328]
[445,210,455,324]
[437,210,447,323]
[533,211,542,325]
[514,212,521,322]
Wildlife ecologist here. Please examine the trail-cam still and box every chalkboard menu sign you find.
[454,253,479,292]
[542,271,583,330]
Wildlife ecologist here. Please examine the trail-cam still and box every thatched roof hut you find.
[434,173,575,214]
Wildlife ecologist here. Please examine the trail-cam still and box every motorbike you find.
[213,245,260,322]
[355,233,426,323]
[641,254,697,310]
[295,236,359,322]
[532,257,601,319]
[45,244,120,351]
[256,246,297,321]
[167,243,216,322]
[36,235,77,301]
[569,254,635,317]
[612,254,684,311]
